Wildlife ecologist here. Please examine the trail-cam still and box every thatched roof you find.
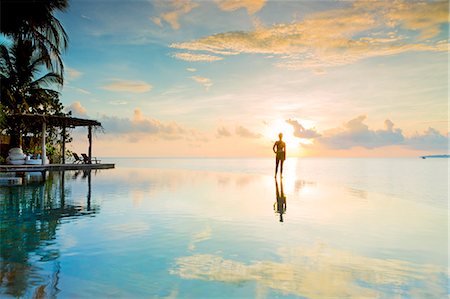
[8,114,101,128]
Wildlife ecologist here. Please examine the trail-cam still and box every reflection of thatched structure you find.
[0,171,98,297]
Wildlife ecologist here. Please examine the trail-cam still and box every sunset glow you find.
[265,120,295,145]
[1,2,448,296]
[46,0,448,157]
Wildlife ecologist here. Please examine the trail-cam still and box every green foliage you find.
[46,127,73,163]
[0,0,73,155]
[0,104,6,130]
[1,37,69,148]
[0,38,64,116]
[1,0,69,78]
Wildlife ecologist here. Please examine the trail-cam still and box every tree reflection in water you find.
[0,170,99,298]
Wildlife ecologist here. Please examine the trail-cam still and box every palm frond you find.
[31,72,63,88]
[0,45,13,76]
[33,30,65,78]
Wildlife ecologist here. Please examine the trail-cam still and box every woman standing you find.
[273,133,286,178]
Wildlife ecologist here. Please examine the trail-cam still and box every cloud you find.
[172,52,223,62]
[296,116,449,152]
[101,108,185,139]
[186,67,196,72]
[170,243,446,298]
[153,0,199,30]
[191,76,213,90]
[65,68,83,81]
[74,87,91,95]
[313,68,326,75]
[65,85,91,95]
[93,108,210,144]
[151,16,162,27]
[108,100,128,105]
[235,126,262,139]
[381,1,449,39]
[66,101,87,118]
[101,80,153,93]
[216,127,231,138]
[215,0,266,15]
[170,1,448,69]
[405,128,449,151]
[286,119,321,139]
[132,108,185,135]
[319,116,404,149]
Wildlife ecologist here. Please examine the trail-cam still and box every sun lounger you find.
[72,153,83,164]
[81,153,101,164]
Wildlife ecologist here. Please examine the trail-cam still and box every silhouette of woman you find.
[272,133,286,178]
[274,178,287,222]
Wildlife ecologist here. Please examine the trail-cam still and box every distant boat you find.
[420,155,450,159]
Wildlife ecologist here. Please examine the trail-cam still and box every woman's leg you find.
[275,159,279,176]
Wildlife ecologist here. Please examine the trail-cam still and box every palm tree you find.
[1,0,69,78]
[1,38,63,113]
[0,37,64,147]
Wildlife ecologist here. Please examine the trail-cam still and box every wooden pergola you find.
[8,114,101,165]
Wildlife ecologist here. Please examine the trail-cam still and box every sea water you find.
[0,158,448,298]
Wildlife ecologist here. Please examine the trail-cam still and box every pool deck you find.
[0,163,115,173]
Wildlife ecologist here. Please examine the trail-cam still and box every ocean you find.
[0,157,448,298]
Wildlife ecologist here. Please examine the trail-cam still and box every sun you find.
[265,119,298,149]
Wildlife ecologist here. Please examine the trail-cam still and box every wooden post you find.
[61,171,65,207]
[87,170,91,210]
[88,126,92,164]
[62,126,66,164]
[41,121,47,165]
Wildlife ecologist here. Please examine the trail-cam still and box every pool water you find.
[0,158,448,298]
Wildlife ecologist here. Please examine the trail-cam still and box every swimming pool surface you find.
[0,158,448,298]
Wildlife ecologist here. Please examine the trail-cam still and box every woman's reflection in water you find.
[274,178,287,222]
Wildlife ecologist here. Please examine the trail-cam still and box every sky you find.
[53,0,448,157]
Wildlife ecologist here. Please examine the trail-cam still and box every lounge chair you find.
[72,153,83,164]
[81,153,101,164]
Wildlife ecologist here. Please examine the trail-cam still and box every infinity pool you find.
[0,158,448,298]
